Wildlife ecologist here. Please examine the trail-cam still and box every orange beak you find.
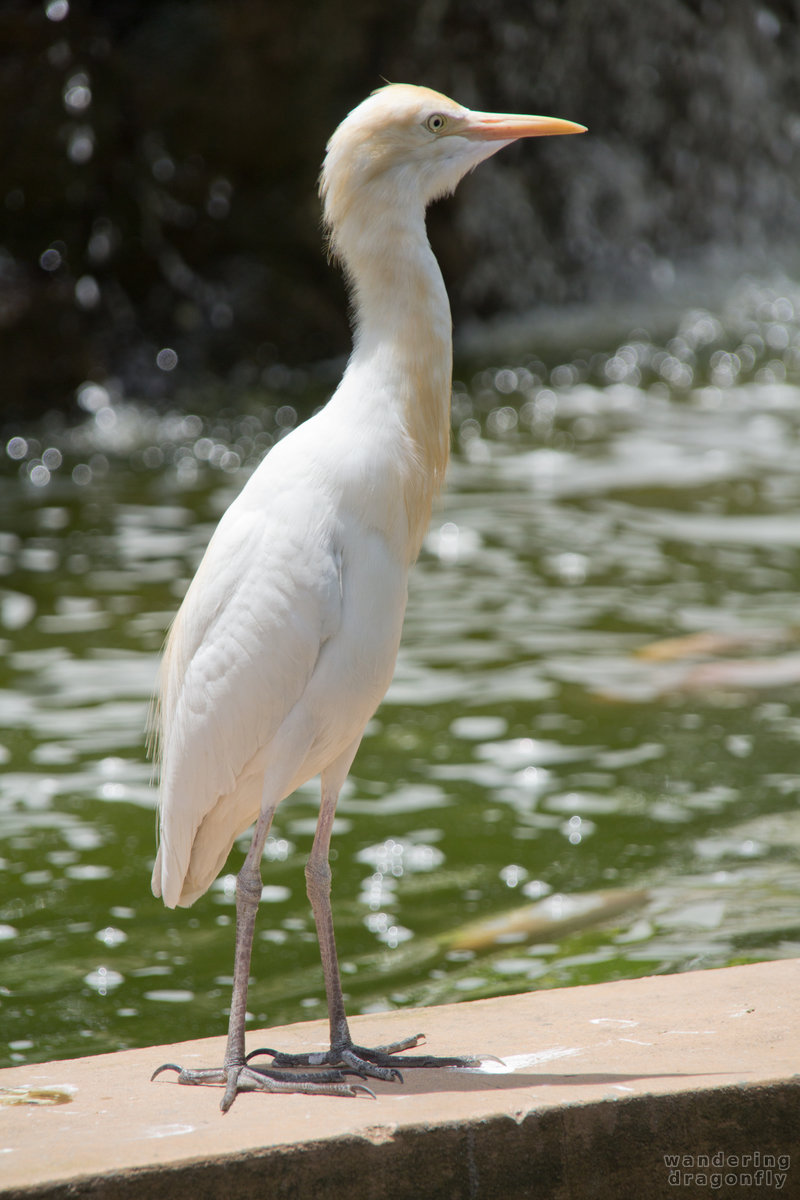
[463,110,586,141]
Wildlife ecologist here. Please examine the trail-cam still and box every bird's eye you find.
[425,113,448,134]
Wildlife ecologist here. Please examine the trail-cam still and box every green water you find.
[3,278,800,1069]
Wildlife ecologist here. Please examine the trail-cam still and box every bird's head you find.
[320,83,585,255]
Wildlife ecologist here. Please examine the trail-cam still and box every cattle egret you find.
[151,83,585,1110]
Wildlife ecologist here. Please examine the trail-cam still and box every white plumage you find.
[152,413,408,908]
[150,83,584,1109]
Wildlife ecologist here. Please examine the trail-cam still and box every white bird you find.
[151,83,585,1111]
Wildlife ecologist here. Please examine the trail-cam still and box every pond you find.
[2,275,800,1069]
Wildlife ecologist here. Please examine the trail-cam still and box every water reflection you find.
[2,277,800,1067]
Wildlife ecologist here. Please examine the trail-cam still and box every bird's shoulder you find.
[157,436,348,733]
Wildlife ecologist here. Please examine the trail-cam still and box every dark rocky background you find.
[2,0,798,421]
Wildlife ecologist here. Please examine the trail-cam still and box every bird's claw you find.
[153,1031,475,1109]
[246,1032,473,1083]
[150,1059,376,1108]
[150,1062,183,1082]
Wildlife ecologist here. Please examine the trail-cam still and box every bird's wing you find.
[153,473,342,906]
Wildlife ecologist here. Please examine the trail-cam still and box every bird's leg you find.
[219,807,274,1099]
[248,776,476,1082]
[307,778,352,1048]
[152,802,371,1108]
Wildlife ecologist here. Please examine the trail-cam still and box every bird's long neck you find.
[334,203,452,559]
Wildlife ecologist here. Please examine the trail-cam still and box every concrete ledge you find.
[2,960,798,1199]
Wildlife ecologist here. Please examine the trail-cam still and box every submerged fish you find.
[635,629,795,662]
[444,887,648,952]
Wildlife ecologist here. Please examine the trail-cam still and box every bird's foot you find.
[151,1060,375,1112]
[246,1032,478,1084]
